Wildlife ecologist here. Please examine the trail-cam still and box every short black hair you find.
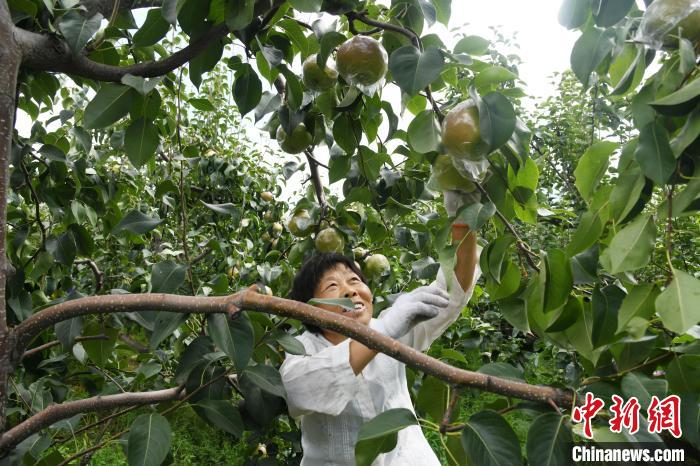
[288,253,367,334]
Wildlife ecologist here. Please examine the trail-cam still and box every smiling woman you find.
[280,225,480,466]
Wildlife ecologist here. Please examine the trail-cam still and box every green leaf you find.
[124,118,159,168]
[201,201,240,217]
[243,364,286,398]
[461,410,521,466]
[666,355,700,393]
[558,0,589,29]
[656,268,700,335]
[484,234,515,284]
[474,66,518,90]
[671,106,700,157]
[332,113,361,154]
[593,0,634,27]
[388,46,445,95]
[113,210,162,235]
[650,79,700,116]
[546,296,582,332]
[276,334,306,355]
[188,98,216,111]
[83,84,135,129]
[355,408,417,466]
[148,311,187,350]
[233,66,262,116]
[634,122,676,186]
[610,165,646,222]
[526,413,573,466]
[133,8,170,47]
[225,0,254,31]
[161,0,180,25]
[570,28,615,88]
[574,141,617,202]
[317,31,346,68]
[81,322,117,366]
[478,362,524,381]
[600,214,656,274]
[55,317,82,350]
[127,413,172,466]
[454,35,489,55]
[542,249,573,312]
[591,285,625,347]
[121,75,163,95]
[289,0,321,12]
[207,313,254,372]
[616,284,659,334]
[486,261,520,300]
[194,400,244,437]
[621,372,667,408]
[477,91,516,153]
[430,0,451,25]
[566,209,604,257]
[455,202,495,230]
[46,232,77,266]
[57,11,102,55]
[151,261,186,294]
[407,110,440,153]
[416,376,447,421]
[308,297,355,311]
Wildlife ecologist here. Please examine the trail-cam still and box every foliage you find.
[1,0,699,465]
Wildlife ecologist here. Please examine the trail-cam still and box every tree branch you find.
[8,291,573,409]
[21,334,108,360]
[304,149,328,216]
[474,181,540,271]
[16,23,229,82]
[0,387,183,454]
[74,259,104,293]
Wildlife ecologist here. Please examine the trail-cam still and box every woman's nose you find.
[342,288,358,298]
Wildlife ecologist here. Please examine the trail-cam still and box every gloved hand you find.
[444,189,481,217]
[370,285,450,339]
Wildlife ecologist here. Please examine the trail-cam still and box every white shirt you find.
[280,265,480,466]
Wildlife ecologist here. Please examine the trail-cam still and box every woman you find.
[280,221,480,465]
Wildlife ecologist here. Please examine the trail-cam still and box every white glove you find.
[444,190,481,217]
[370,285,450,339]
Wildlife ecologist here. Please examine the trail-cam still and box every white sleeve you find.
[400,253,481,352]
[279,338,360,418]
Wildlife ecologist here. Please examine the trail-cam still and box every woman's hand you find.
[371,285,450,339]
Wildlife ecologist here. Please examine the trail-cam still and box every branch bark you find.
[0,0,23,433]
[304,149,328,216]
[16,23,229,82]
[0,387,183,453]
[9,291,573,412]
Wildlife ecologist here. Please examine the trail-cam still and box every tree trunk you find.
[0,1,22,433]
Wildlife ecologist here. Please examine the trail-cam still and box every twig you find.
[118,334,149,353]
[74,259,104,293]
[53,405,140,446]
[580,352,673,386]
[304,149,328,217]
[19,161,45,246]
[439,387,461,434]
[474,182,540,271]
[190,246,213,266]
[665,184,674,280]
[21,334,108,360]
[345,11,419,48]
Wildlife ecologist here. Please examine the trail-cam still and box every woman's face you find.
[313,263,373,328]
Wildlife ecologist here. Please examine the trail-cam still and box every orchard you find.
[0,0,699,465]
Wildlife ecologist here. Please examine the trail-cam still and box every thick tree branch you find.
[1,0,23,433]
[9,291,572,409]
[16,23,229,82]
[11,294,239,360]
[0,387,183,453]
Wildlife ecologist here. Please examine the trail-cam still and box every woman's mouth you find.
[341,302,366,316]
